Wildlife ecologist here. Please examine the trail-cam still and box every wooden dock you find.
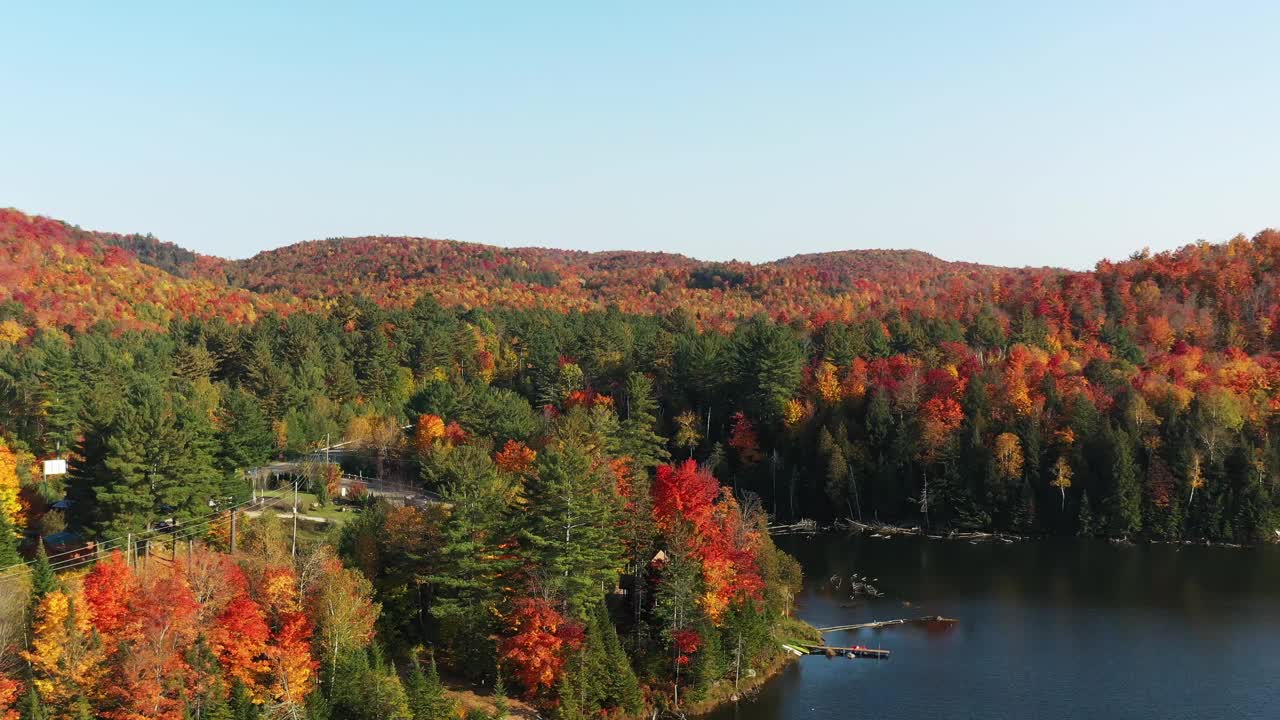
[816,615,958,633]
[796,643,891,659]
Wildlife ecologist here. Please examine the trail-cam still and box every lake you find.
[708,533,1280,720]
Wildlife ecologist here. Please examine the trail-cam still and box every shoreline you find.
[819,518,1268,550]
[683,642,802,717]
[684,615,823,717]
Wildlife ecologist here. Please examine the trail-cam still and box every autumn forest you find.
[1,207,1279,719]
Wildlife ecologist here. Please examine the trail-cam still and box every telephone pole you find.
[291,476,299,559]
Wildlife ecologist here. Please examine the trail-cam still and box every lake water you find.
[708,534,1280,720]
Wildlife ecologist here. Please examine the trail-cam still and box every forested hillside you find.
[1,209,1279,719]
[0,210,296,333]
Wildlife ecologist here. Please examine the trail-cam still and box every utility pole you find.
[291,476,299,559]
[229,510,237,555]
[126,533,133,569]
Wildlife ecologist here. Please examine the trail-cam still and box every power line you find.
[0,496,264,583]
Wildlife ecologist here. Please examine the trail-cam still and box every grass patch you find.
[775,614,824,647]
[258,489,359,524]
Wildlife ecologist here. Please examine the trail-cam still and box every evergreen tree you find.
[0,510,19,568]
[406,651,456,720]
[492,671,509,720]
[30,539,56,601]
[70,382,222,537]
[1106,426,1142,537]
[618,372,670,471]
[304,691,332,720]
[217,387,273,478]
[229,680,260,720]
[553,663,586,720]
[31,331,83,456]
[689,618,726,699]
[727,317,804,427]
[330,646,412,720]
[1077,491,1094,537]
[592,599,643,715]
[522,442,622,617]
[21,686,47,720]
[427,445,519,679]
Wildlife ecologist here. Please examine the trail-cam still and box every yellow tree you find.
[1051,456,1073,510]
[0,441,20,535]
[993,432,1024,482]
[815,360,842,405]
[782,399,807,429]
[673,411,702,458]
[1187,452,1205,505]
[23,587,106,719]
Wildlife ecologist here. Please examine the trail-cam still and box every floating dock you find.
[816,615,958,633]
[796,643,891,659]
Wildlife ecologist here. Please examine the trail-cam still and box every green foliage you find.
[618,372,670,471]
[427,445,518,679]
[68,380,222,537]
[406,652,457,720]
[727,317,804,427]
[30,539,57,602]
[0,510,19,567]
[330,646,412,720]
[1106,426,1142,537]
[522,441,623,618]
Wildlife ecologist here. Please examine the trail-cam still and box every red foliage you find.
[495,439,537,475]
[652,461,765,623]
[211,596,272,697]
[82,551,138,646]
[728,412,763,464]
[500,597,583,699]
[672,628,701,666]
[0,675,19,720]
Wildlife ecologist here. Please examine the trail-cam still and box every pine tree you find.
[217,388,273,479]
[229,680,260,720]
[428,446,518,679]
[0,510,19,568]
[1077,491,1094,537]
[690,619,725,698]
[522,442,622,618]
[618,373,669,472]
[406,652,456,720]
[31,330,84,456]
[492,671,509,720]
[592,599,643,714]
[330,647,412,720]
[30,540,56,602]
[1106,426,1142,537]
[727,318,804,427]
[553,667,586,720]
[21,686,47,720]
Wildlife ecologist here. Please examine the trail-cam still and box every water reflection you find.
[707,535,1280,720]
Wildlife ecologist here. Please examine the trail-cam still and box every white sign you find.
[43,459,67,476]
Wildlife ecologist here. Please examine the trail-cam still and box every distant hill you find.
[0,208,294,334]
[3,207,1277,343]
[226,234,1054,330]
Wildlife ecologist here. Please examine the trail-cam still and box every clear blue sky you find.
[3,1,1278,268]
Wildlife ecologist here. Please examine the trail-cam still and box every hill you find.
[0,209,298,335]
[222,233,1055,331]
[3,207,1278,352]
[2,209,1054,332]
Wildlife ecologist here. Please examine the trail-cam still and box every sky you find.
[2,1,1278,269]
